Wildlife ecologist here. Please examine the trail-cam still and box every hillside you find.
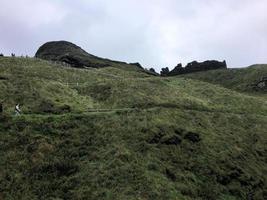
[181,65,267,94]
[0,57,267,200]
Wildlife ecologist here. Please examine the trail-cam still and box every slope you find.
[0,57,267,200]
[181,64,267,94]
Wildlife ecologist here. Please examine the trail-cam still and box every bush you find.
[184,132,201,143]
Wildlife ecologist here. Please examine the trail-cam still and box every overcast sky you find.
[0,0,266,71]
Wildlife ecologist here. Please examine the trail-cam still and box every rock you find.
[165,60,227,76]
[129,62,143,69]
[142,68,159,76]
[167,63,184,76]
[160,67,170,76]
[149,68,156,73]
[185,60,227,72]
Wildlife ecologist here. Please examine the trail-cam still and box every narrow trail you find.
[18,106,267,119]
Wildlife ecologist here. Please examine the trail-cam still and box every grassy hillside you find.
[181,65,267,94]
[0,57,267,200]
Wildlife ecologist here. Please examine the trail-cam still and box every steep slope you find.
[0,57,267,200]
[182,64,267,94]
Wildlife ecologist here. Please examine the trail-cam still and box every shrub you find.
[184,132,201,143]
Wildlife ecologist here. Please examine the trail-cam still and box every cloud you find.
[0,0,67,55]
[0,0,266,71]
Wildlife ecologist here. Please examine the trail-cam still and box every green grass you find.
[0,57,267,200]
[181,65,267,95]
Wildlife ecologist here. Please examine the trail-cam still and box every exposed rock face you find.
[149,68,156,73]
[167,63,183,76]
[129,62,143,69]
[160,67,170,76]
[162,60,227,76]
[141,68,159,76]
[185,60,227,73]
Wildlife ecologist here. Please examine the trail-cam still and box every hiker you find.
[15,104,21,115]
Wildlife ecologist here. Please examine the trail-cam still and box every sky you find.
[0,0,266,71]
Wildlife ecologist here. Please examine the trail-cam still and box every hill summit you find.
[35,41,139,69]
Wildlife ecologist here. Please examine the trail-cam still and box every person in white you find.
[15,104,21,115]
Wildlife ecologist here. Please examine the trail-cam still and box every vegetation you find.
[182,65,267,94]
[0,57,267,199]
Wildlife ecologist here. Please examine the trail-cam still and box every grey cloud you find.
[0,0,266,71]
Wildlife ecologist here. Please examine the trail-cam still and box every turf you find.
[0,57,267,200]
[181,64,267,95]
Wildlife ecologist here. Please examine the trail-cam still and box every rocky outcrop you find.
[167,63,183,76]
[142,68,159,76]
[129,62,143,69]
[35,41,111,68]
[35,41,156,76]
[161,60,227,76]
[160,67,170,76]
[35,41,227,77]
